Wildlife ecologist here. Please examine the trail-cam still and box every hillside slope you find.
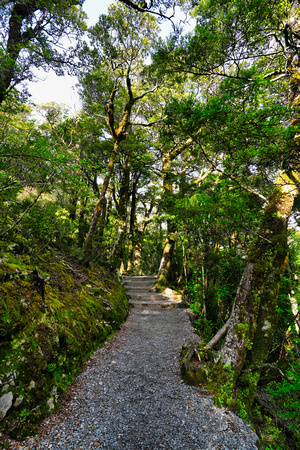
[0,236,128,439]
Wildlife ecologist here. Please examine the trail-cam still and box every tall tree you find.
[170,0,300,410]
[80,2,160,264]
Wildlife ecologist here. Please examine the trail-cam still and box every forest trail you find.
[124,275,182,309]
[12,277,257,450]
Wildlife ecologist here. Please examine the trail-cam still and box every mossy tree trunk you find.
[156,152,177,289]
[157,234,176,282]
[127,172,142,273]
[206,45,300,409]
[84,77,158,264]
[84,142,117,261]
[238,253,288,410]
[110,148,132,270]
[213,171,295,380]
[78,197,89,247]
[156,137,200,289]
[0,1,43,104]
[68,190,78,221]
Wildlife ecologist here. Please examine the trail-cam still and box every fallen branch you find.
[205,319,230,349]
[102,299,114,308]
[61,260,79,275]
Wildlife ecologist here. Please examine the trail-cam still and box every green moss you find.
[180,342,254,414]
[0,244,129,439]
[180,343,236,407]
[154,274,167,292]
[234,323,250,340]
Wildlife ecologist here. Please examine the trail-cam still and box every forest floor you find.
[7,277,258,449]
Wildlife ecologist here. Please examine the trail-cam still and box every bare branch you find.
[205,319,230,349]
[133,85,159,103]
[129,118,165,127]
[263,70,286,80]
[118,0,175,21]
[194,167,216,185]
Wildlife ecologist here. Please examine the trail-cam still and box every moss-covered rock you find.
[0,242,128,438]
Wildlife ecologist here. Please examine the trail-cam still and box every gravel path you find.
[12,305,258,450]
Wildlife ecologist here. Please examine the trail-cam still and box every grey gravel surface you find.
[11,307,258,450]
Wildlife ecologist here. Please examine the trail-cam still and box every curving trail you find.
[12,276,257,450]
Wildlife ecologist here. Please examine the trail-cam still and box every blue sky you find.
[84,0,112,25]
[27,0,114,111]
[27,0,187,112]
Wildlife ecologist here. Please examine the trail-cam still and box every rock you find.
[0,391,13,420]
[29,380,36,389]
[47,397,55,410]
[14,396,24,408]
[164,287,174,294]
[1,384,10,393]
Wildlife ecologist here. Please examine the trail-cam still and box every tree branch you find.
[244,363,294,382]
[129,118,165,127]
[133,84,159,103]
[197,142,268,203]
[106,85,118,139]
[119,0,175,21]
[205,319,230,349]
[170,131,201,159]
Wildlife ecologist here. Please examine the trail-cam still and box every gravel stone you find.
[10,306,258,449]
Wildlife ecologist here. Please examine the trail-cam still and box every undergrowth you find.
[184,267,300,449]
[252,356,300,449]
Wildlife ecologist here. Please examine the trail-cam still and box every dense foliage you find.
[0,0,299,448]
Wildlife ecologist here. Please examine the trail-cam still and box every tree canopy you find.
[0,0,86,102]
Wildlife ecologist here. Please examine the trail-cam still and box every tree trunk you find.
[68,191,78,221]
[134,240,143,274]
[156,233,176,281]
[238,256,287,410]
[155,145,196,287]
[156,153,177,289]
[84,145,117,261]
[237,53,300,403]
[127,174,139,273]
[127,239,134,273]
[78,198,88,247]
[196,19,300,409]
[110,149,132,269]
[0,2,36,103]
[211,171,297,390]
[83,73,152,264]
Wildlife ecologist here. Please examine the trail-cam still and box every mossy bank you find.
[0,236,129,440]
